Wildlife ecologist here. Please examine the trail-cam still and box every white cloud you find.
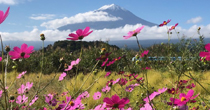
[187,16,202,24]
[0,0,15,5]
[0,0,32,5]
[41,11,122,29]
[30,14,56,20]
[0,24,210,43]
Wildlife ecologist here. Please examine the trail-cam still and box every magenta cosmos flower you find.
[199,43,210,61]
[0,7,10,24]
[168,23,178,31]
[17,71,27,79]
[168,89,199,106]
[159,19,171,27]
[16,95,28,104]
[45,94,58,106]
[58,72,66,81]
[29,95,38,106]
[123,26,144,39]
[65,58,81,71]
[103,94,129,109]
[93,91,102,100]
[102,85,111,93]
[140,50,149,58]
[67,26,93,40]
[8,43,34,59]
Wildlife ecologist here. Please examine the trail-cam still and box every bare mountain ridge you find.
[58,4,157,31]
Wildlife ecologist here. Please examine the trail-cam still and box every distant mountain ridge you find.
[3,37,210,51]
[58,4,157,31]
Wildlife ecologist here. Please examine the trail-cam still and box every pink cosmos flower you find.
[168,89,199,106]
[58,96,81,110]
[59,72,66,81]
[140,50,149,58]
[142,67,151,70]
[96,52,112,61]
[118,78,128,86]
[168,23,178,31]
[125,85,135,92]
[17,82,33,94]
[0,57,2,61]
[16,95,28,104]
[199,43,210,61]
[159,19,171,27]
[103,94,129,109]
[140,103,153,110]
[93,91,102,100]
[0,7,10,24]
[92,103,107,110]
[106,56,121,66]
[102,86,111,93]
[79,91,90,99]
[17,71,27,79]
[125,84,139,92]
[8,43,34,59]
[167,88,180,94]
[123,26,144,39]
[65,58,81,71]
[106,78,120,86]
[101,58,109,67]
[144,87,167,103]
[29,95,38,106]
[105,71,111,77]
[67,26,93,40]
[186,83,196,89]
[45,94,58,106]
[77,103,85,109]
[0,90,3,98]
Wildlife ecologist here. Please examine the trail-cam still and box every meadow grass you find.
[2,69,210,109]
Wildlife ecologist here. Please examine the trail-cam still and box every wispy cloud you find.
[187,16,202,24]
[0,0,32,5]
[30,14,56,20]
[41,11,122,29]
[1,24,210,42]
[0,0,15,5]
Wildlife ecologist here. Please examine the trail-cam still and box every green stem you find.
[135,36,142,53]
[73,44,83,91]
[0,35,7,109]
[38,40,44,90]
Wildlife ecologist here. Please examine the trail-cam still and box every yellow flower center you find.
[181,97,186,102]
[164,21,167,25]
[101,55,106,59]
[171,90,175,94]
[172,26,175,29]
[69,101,74,106]
[129,88,131,90]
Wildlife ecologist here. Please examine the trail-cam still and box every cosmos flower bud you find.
[40,33,45,41]
[12,66,16,69]
[5,46,10,52]
[9,95,15,100]
[100,48,106,54]
[198,27,201,31]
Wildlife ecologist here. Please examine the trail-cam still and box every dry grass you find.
[1,69,210,109]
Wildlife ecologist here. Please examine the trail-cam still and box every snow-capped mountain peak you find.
[98,4,127,11]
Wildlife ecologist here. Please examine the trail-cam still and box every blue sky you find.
[0,0,209,41]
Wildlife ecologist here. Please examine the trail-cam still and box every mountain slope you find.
[58,4,157,31]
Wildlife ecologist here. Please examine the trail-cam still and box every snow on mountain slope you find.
[57,4,157,31]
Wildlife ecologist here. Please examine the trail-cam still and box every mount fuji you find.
[58,4,157,31]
